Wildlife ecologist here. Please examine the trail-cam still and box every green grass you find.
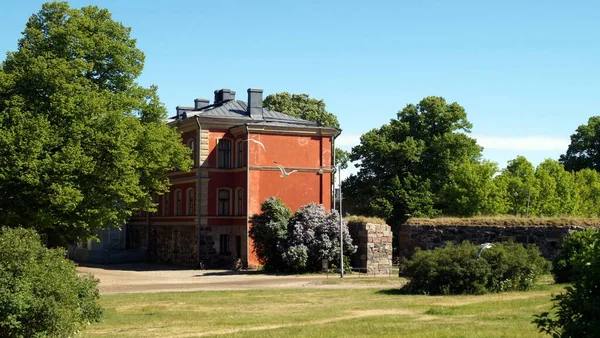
[84,279,565,337]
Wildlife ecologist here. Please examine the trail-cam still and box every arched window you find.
[187,138,195,166]
[175,189,182,216]
[217,188,231,216]
[235,188,244,216]
[217,138,232,168]
[236,140,244,168]
[163,192,170,216]
[187,188,195,216]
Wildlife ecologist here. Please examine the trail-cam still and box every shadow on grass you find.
[376,287,410,295]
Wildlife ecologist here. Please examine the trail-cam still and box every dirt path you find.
[77,263,403,294]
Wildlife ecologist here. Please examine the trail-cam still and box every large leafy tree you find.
[573,168,600,217]
[494,156,537,216]
[263,92,349,169]
[532,159,576,216]
[440,160,505,216]
[560,116,600,171]
[343,96,482,228]
[0,2,191,245]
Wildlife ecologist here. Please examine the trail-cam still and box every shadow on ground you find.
[77,262,195,272]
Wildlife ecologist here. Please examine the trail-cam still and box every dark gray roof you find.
[239,121,322,129]
[174,100,317,126]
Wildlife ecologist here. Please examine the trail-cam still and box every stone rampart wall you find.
[399,224,591,260]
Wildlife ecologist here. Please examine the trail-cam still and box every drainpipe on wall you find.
[195,117,204,268]
[245,125,250,268]
[332,128,342,209]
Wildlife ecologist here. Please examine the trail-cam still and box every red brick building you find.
[127,88,338,267]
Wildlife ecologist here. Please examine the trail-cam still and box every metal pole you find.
[339,164,343,278]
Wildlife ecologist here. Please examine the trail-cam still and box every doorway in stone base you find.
[235,235,242,259]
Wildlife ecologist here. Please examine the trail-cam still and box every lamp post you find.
[339,164,343,278]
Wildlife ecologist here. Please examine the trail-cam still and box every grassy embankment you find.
[407,216,600,227]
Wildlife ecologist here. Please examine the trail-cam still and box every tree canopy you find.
[560,116,600,171]
[0,2,191,245]
[263,92,349,168]
[343,96,482,226]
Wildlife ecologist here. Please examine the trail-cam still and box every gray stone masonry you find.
[399,224,592,260]
[348,222,393,275]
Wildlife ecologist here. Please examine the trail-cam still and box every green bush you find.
[551,228,597,283]
[534,231,600,337]
[250,198,356,273]
[401,242,491,295]
[249,197,291,271]
[400,241,549,295]
[0,227,102,337]
[482,242,550,292]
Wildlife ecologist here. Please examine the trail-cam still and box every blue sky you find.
[2,0,599,179]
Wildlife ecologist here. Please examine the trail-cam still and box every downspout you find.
[195,117,203,268]
[332,128,342,209]
[245,124,250,268]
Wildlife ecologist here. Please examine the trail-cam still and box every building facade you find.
[126,88,338,268]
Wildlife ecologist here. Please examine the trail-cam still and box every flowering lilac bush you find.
[250,199,356,273]
[283,203,356,272]
[249,197,291,271]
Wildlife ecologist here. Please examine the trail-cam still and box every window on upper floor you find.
[217,138,232,168]
[236,188,244,216]
[187,188,195,216]
[175,189,182,216]
[163,192,170,216]
[237,140,244,168]
[187,138,195,166]
[217,188,231,216]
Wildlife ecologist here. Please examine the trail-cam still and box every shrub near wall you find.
[0,227,102,337]
[535,229,600,337]
[551,228,598,283]
[400,241,549,295]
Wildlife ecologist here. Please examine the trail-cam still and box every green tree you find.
[263,92,340,129]
[440,160,505,216]
[263,92,349,169]
[560,116,600,171]
[494,156,537,216]
[343,96,482,227]
[0,2,191,246]
[573,169,600,217]
[532,159,576,216]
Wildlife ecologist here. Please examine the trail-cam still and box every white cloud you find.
[335,133,362,149]
[473,135,569,151]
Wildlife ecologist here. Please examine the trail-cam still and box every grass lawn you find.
[85,278,563,338]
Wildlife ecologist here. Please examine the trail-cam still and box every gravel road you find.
[77,263,403,294]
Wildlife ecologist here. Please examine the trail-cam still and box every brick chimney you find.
[176,106,186,120]
[214,89,235,104]
[247,88,263,120]
[194,98,210,110]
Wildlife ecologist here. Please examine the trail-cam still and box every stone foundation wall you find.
[348,222,393,274]
[127,224,148,249]
[399,224,591,260]
[149,224,198,266]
